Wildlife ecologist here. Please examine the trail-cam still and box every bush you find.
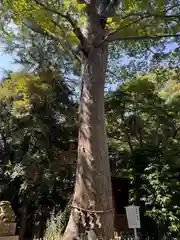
[44,200,71,240]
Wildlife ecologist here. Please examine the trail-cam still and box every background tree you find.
[0,68,77,239]
[106,68,180,239]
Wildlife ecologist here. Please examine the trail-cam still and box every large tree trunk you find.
[63,9,114,238]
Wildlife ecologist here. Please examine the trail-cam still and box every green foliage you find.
[1,0,180,49]
[106,68,180,238]
[0,69,77,238]
[142,160,180,238]
[44,201,71,240]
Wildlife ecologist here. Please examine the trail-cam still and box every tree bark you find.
[19,204,27,240]
[63,12,114,239]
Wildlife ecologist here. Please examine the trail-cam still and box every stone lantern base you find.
[0,222,16,236]
[0,237,19,240]
[0,222,18,240]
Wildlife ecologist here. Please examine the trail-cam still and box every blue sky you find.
[0,47,22,80]
[0,23,22,79]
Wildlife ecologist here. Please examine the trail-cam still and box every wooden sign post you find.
[125,205,140,240]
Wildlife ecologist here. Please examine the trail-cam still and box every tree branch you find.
[23,19,82,63]
[121,12,180,19]
[102,0,118,17]
[163,3,180,13]
[34,0,86,46]
[107,13,179,41]
[120,5,180,21]
[105,33,180,42]
[23,19,62,41]
[104,9,180,42]
[169,127,180,146]
[23,19,47,35]
[100,3,180,44]
[34,0,75,27]
[51,20,86,59]
[127,134,133,153]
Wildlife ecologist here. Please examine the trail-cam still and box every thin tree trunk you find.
[63,33,113,240]
[19,204,27,240]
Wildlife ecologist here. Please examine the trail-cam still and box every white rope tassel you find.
[81,211,86,228]
[72,206,106,233]
[74,208,81,220]
[89,213,95,230]
[74,237,80,240]
[95,213,101,228]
